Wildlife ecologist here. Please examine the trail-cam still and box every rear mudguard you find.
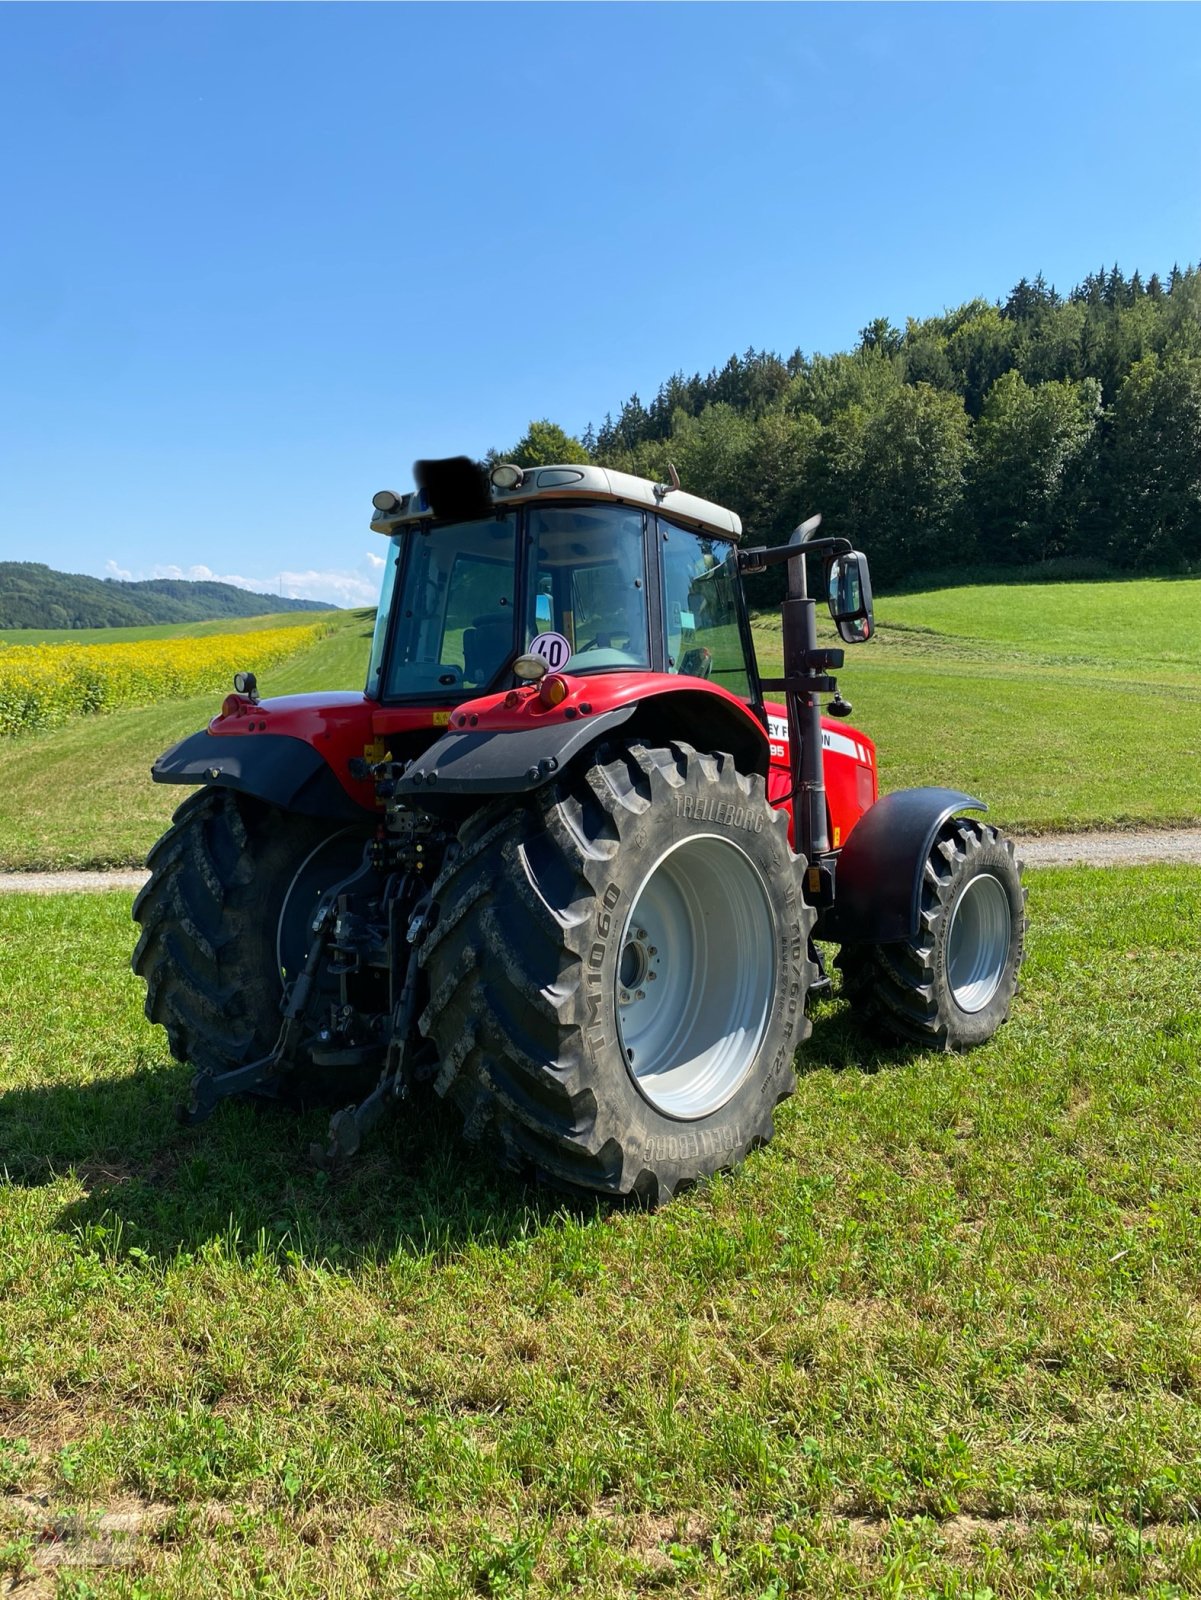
[398,705,638,800]
[817,787,986,945]
[149,691,454,821]
[396,677,771,803]
[151,728,377,821]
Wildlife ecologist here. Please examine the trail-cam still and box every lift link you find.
[313,901,429,1170]
[177,900,336,1125]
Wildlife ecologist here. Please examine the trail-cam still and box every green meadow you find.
[1,869,1199,1595]
[1,579,1199,1593]
[0,611,332,648]
[0,610,376,870]
[1,578,1198,870]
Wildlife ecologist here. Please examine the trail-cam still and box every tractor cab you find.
[366,457,879,871]
[365,461,756,708]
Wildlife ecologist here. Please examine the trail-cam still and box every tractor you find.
[132,457,1025,1202]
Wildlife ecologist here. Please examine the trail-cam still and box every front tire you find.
[836,816,1026,1049]
[132,788,370,1081]
[418,742,815,1202]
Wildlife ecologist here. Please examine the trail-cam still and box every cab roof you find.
[370,462,743,543]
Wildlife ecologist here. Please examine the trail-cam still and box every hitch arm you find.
[177,903,335,1125]
[314,893,431,1170]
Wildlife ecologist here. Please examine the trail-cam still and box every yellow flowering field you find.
[0,621,330,736]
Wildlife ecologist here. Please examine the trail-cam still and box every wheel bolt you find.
[635,989,645,1001]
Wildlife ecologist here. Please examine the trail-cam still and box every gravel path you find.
[1013,828,1201,867]
[0,869,150,894]
[2,829,1201,893]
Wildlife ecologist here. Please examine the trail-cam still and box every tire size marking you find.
[774,880,805,1041]
[584,882,622,1054]
[777,936,806,1041]
[675,795,764,833]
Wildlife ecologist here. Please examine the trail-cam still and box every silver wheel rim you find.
[616,833,776,1120]
[946,872,1011,1013]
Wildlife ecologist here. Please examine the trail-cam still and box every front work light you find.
[372,490,401,512]
[513,653,548,682]
[490,463,523,491]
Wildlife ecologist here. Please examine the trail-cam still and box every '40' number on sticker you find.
[528,632,572,670]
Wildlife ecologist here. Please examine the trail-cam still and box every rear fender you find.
[620,686,769,778]
[151,729,377,821]
[150,693,388,820]
[817,787,987,945]
[397,677,771,804]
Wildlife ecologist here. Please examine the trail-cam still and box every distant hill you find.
[0,563,337,630]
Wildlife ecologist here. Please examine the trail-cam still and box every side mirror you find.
[828,552,874,644]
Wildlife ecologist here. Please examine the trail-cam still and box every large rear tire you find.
[132,788,370,1082]
[418,742,815,1202]
[836,816,1026,1050]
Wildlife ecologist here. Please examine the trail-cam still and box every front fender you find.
[151,729,376,821]
[817,786,986,944]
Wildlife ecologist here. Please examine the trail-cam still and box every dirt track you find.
[0,869,150,894]
[2,829,1201,893]
[1011,827,1201,867]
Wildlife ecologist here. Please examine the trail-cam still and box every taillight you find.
[538,675,568,709]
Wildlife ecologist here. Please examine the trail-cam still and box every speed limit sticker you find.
[527,631,572,670]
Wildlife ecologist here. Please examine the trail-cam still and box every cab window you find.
[659,521,751,699]
[384,518,517,697]
[525,505,650,671]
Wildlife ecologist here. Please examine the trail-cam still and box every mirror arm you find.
[738,534,852,576]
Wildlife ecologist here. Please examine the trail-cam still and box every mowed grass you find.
[750,573,1201,833]
[0,611,376,869]
[1,869,1200,1594]
[2,575,1200,869]
[876,577,1201,673]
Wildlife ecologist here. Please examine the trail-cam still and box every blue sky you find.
[1,2,1198,607]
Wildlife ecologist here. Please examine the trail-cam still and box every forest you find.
[0,564,334,631]
[499,264,1201,593]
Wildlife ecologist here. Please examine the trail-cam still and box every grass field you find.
[765,574,1201,830]
[0,576,1199,870]
[0,611,375,869]
[0,612,333,648]
[1,868,1199,1595]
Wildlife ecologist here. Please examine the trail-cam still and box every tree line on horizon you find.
[0,563,336,631]
[497,263,1201,592]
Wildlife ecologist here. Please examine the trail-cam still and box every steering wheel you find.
[577,634,632,653]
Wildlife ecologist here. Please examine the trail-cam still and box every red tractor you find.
[133,458,1025,1202]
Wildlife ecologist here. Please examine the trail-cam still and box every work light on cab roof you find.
[133,452,1027,1205]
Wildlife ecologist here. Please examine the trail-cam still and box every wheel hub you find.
[618,930,652,1000]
